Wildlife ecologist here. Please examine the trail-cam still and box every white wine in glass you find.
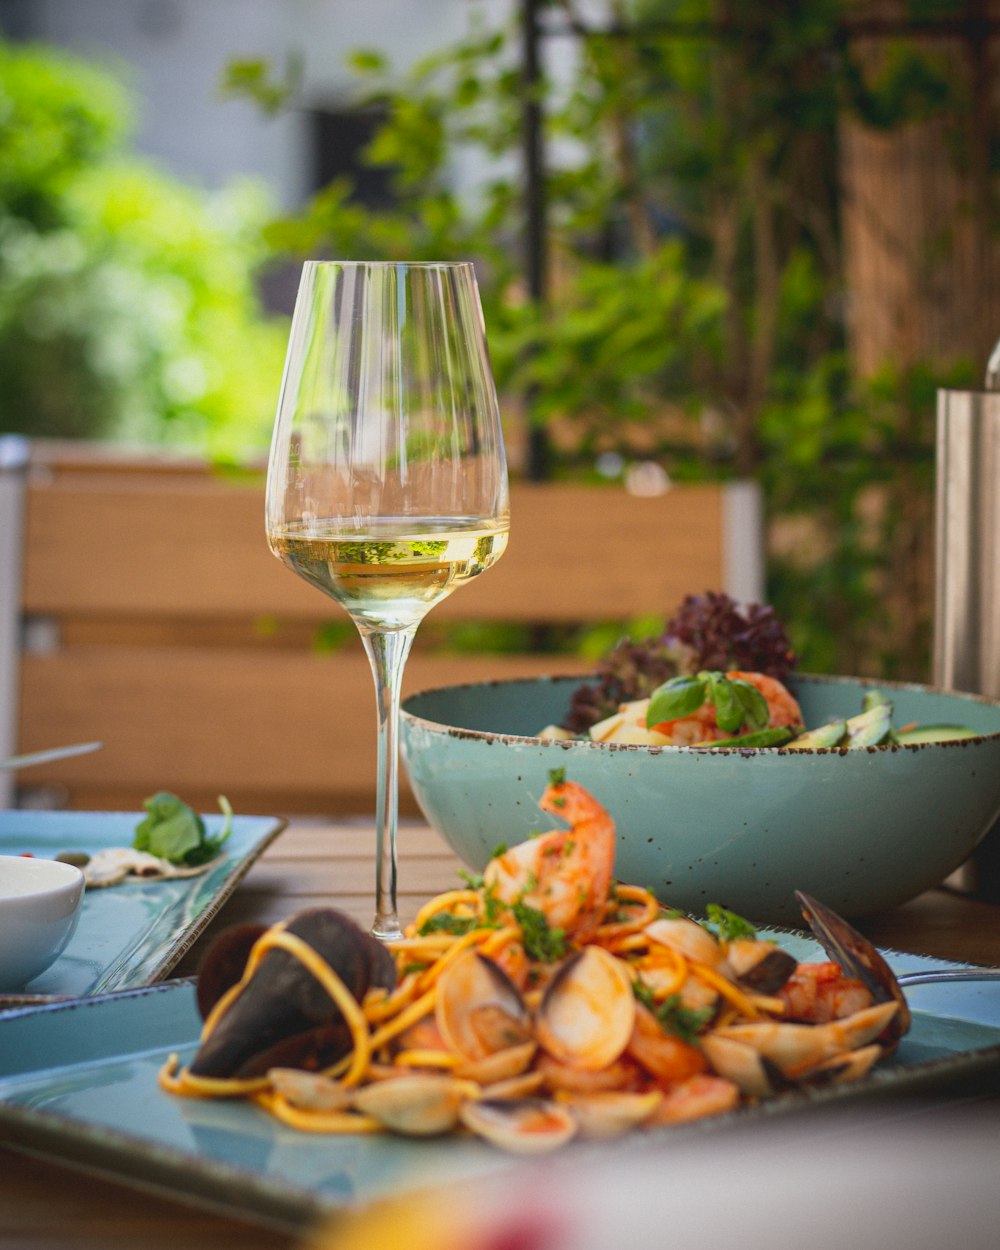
[266,261,509,940]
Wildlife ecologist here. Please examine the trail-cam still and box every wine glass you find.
[266,261,510,940]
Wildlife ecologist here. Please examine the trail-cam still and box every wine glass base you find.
[371,915,404,943]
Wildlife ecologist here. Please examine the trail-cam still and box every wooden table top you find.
[3,817,1000,1250]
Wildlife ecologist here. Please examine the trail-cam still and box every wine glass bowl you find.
[266,261,509,938]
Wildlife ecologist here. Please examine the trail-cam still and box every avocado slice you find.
[895,723,978,744]
[783,719,848,749]
[844,701,893,747]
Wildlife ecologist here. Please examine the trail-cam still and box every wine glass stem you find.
[359,624,416,941]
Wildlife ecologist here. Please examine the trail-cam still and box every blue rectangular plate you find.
[0,935,999,1231]
[0,810,286,1004]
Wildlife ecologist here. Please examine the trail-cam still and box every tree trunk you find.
[839,0,1000,377]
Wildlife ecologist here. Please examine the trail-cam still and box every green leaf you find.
[703,903,757,942]
[646,674,708,727]
[706,673,743,734]
[348,49,388,74]
[730,678,771,731]
[133,792,232,866]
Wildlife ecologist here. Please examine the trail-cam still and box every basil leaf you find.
[731,678,771,731]
[646,674,708,727]
[133,792,203,862]
[708,675,745,733]
[133,791,232,865]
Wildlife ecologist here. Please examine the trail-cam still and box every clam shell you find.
[536,946,635,1072]
[559,1090,663,1139]
[645,916,724,967]
[459,1097,578,1153]
[351,1074,478,1137]
[700,1034,775,1098]
[435,950,532,1062]
[267,1068,354,1112]
[712,1001,898,1076]
[454,1039,537,1085]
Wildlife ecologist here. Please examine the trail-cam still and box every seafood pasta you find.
[161,775,904,1152]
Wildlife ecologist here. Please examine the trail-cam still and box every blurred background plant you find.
[0,36,287,458]
[2,1,998,678]
[245,0,1000,679]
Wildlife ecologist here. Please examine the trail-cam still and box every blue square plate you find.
[0,810,285,1003]
[0,936,999,1231]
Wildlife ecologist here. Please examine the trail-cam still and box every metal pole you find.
[522,0,551,481]
[0,436,30,808]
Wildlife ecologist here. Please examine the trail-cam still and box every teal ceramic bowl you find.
[401,673,1000,923]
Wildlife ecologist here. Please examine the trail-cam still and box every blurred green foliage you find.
[1,8,986,678]
[246,0,986,678]
[0,38,288,457]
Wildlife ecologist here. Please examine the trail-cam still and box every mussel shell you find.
[796,891,911,1043]
[195,923,267,1019]
[190,908,396,1080]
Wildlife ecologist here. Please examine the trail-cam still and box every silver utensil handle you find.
[0,741,103,771]
[897,968,1000,986]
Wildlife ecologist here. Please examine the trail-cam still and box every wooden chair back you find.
[0,439,763,815]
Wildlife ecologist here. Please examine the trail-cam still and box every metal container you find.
[935,355,1000,897]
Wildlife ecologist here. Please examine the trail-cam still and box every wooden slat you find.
[22,478,727,623]
[16,647,591,813]
[14,450,738,813]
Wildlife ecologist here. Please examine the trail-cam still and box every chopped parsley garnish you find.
[417,912,478,937]
[512,899,568,962]
[703,903,757,942]
[634,982,714,1044]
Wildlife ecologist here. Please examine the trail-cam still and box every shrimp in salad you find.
[585,670,803,747]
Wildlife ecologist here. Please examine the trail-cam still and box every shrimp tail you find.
[538,778,610,828]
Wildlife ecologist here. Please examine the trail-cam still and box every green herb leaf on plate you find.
[133,792,233,866]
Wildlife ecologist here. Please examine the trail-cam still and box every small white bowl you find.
[0,855,85,991]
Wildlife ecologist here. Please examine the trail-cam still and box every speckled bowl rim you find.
[401,671,1000,754]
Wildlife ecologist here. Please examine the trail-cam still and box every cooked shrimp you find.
[616,696,724,747]
[646,1073,741,1125]
[625,1003,708,1086]
[589,698,708,746]
[483,778,615,941]
[776,961,874,1023]
[653,711,725,746]
[645,672,803,745]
